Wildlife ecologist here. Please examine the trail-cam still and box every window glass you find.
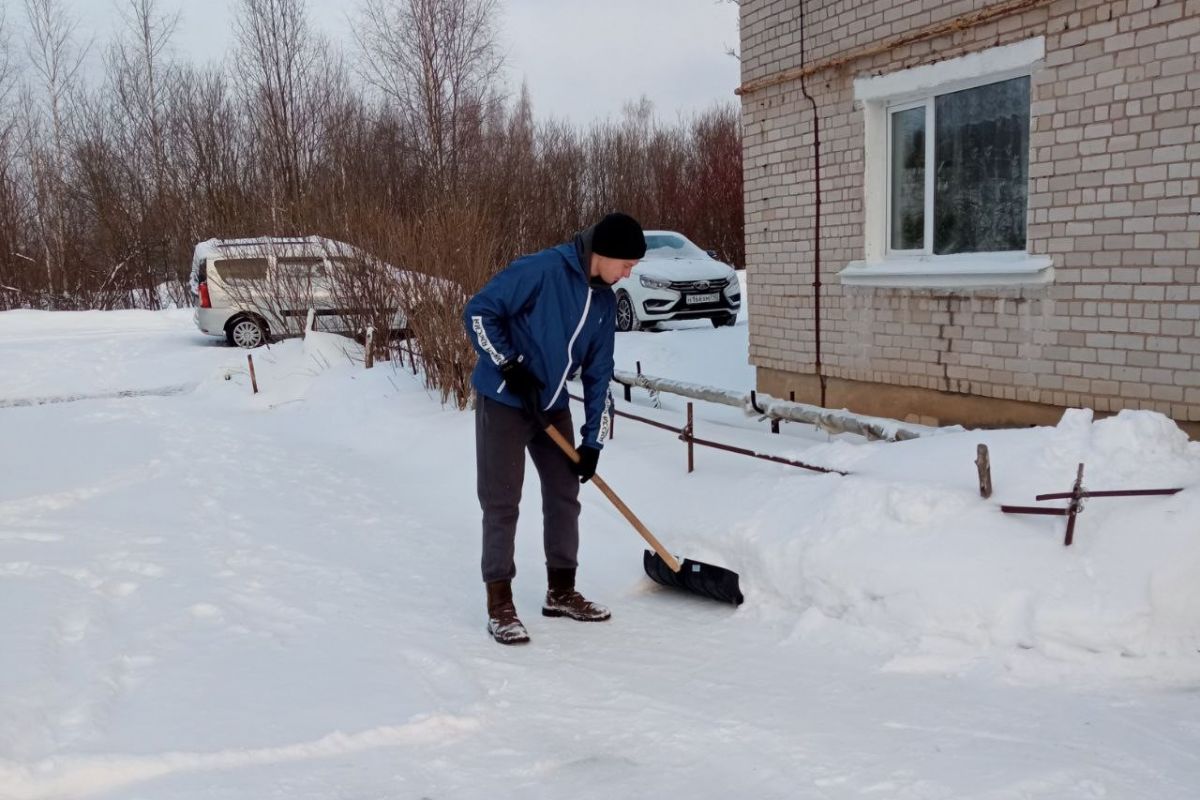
[214,258,267,282]
[642,234,708,260]
[277,256,324,278]
[890,106,926,251]
[934,76,1030,254]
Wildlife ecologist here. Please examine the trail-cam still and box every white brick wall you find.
[741,0,1200,423]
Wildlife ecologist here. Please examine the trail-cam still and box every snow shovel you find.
[540,421,744,606]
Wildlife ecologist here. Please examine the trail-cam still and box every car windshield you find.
[642,233,709,260]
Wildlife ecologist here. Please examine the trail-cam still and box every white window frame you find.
[840,37,1052,290]
[884,98,932,257]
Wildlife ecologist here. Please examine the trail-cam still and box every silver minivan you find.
[190,237,407,348]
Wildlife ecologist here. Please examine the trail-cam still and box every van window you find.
[278,257,326,279]
[215,258,268,283]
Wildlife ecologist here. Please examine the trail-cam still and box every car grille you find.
[668,278,731,292]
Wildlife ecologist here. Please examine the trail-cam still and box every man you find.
[463,213,646,645]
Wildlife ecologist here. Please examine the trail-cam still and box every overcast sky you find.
[34,0,741,125]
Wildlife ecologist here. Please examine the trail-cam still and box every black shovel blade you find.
[643,550,744,606]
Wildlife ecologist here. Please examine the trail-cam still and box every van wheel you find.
[615,292,638,332]
[227,316,268,348]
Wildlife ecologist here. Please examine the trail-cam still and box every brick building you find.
[739,0,1200,435]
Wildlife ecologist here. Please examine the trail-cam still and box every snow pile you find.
[735,408,1200,679]
[192,330,367,411]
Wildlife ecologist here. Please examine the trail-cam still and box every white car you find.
[612,230,741,331]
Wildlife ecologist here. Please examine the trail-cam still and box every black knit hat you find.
[592,213,647,260]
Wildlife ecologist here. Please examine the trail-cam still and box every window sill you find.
[837,253,1054,290]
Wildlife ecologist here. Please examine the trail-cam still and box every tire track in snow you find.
[0,715,481,799]
[0,383,198,409]
[0,463,167,522]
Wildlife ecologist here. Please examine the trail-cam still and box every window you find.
[276,256,328,292]
[890,104,926,252]
[892,76,1030,255]
[214,258,268,283]
[643,233,709,261]
[841,38,1051,289]
[277,256,325,279]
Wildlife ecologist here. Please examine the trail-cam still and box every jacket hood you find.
[571,226,595,282]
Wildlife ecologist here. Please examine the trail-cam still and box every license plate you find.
[686,292,719,305]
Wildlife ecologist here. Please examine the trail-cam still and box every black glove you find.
[500,358,543,413]
[573,445,600,483]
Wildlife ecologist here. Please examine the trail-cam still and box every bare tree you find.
[380,202,500,408]
[108,0,179,193]
[172,65,251,238]
[0,7,25,307]
[20,0,87,305]
[686,105,743,266]
[721,0,741,61]
[233,0,345,224]
[354,0,502,195]
[476,80,536,255]
[84,0,185,307]
[0,6,15,129]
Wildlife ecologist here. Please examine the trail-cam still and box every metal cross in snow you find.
[999,462,1183,546]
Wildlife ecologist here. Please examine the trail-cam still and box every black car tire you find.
[615,292,638,333]
[711,313,737,328]
[227,315,268,348]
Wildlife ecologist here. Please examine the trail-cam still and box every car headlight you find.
[724,276,741,297]
[639,275,672,291]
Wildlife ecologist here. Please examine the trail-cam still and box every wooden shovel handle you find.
[541,423,682,573]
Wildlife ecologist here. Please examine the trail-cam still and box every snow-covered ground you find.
[2,290,1199,799]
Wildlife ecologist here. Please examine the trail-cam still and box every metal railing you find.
[571,390,848,476]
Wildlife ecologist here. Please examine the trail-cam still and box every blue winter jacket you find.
[464,233,615,449]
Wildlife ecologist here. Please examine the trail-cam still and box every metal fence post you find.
[686,402,694,474]
[247,353,259,395]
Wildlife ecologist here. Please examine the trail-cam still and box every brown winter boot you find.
[486,580,530,645]
[542,567,611,622]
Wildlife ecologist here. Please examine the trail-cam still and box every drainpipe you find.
[797,0,827,408]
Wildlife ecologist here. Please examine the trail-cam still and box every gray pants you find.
[476,395,581,583]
